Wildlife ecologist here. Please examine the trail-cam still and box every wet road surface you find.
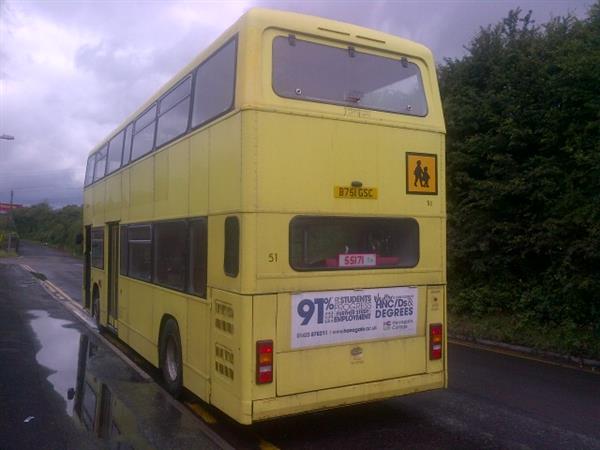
[14,240,84,305]
[1,241,599,449]
[0,263,224,450]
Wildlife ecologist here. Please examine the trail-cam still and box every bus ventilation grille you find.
[215,344,234,380]
[215,301,234,335]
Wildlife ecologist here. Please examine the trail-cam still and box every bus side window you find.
[188,218,208,297]
[131,105,157,162]
[91,228,104,269]
[84,155,95,186]
[128,225,152,282]
[154,221,187,291]
[122,123,134,166]
[106,130,125,175]
[93,145,108,182]
[224,216,239,277]
[119,226,128,276]
[191,37,237,129]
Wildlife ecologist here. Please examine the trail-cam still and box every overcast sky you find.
[0,0,592,207]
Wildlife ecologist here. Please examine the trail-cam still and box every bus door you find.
[84,225,92,310]
[107,223,119,330]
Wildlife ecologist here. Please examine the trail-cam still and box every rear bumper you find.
[252,370,445,421]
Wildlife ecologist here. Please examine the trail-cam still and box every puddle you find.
[29,310,80,415]
[27,309,219,450]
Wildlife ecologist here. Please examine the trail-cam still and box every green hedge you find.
[440,5,600,356]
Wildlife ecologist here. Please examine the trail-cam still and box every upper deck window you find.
[156,76,192,147]
[122,123,134,166]
[93,145,108,182]
[273,36,428,117]
[106,130,125,175]
[131,104,157,162]
[191,37,237,128]
[84,155,95,187]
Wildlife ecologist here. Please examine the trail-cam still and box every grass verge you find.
[449,312,600,361]
[0,249,17,258]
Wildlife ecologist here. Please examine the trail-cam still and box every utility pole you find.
[7,190,14,252]
[2,135,16,251]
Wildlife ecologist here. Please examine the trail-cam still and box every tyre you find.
[159,318,183,397]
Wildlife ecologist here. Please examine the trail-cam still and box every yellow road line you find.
[45,279,83,309]
[184,401,218,425]
[449,338,598,375]
[259,439,281,450]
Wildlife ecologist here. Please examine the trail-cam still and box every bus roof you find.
[88,8,436,157]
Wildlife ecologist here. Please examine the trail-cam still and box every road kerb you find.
[449,337,600,374]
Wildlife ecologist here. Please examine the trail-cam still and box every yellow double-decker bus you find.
[83,8,446,425]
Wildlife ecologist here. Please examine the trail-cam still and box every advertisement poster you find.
[291,287,418,349]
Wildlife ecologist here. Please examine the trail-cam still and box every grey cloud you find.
[0,0,592,208]
[0,167,82,207]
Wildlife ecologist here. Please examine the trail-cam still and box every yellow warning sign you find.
[406,152,437,195]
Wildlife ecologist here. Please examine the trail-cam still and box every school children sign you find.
[406,152,438,195]
[291,287,418,349]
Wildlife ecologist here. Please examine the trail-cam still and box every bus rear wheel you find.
[159,318,183,397]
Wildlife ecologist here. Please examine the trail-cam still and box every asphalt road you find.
[248,346,600,449]
[16,240,84,304]
[0,246,226,450]
[1,241,599,449]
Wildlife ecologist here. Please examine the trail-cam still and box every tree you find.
[439,4,600,337]
[13,203,83,254]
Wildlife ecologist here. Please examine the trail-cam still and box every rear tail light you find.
[256,340,273,384]
[429,323,443,360]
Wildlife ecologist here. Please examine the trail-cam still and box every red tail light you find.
[429,323,443,360]
[256,340,273,384]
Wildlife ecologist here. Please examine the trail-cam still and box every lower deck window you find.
[290,216,419,270]
[119,218,207,297]
[91,228,104,269]
[188,219,208,297]
[128,225,152,281]
[154,221,187,290]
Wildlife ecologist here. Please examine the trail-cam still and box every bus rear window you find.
[273,36,427,117]
[290,216,419,270]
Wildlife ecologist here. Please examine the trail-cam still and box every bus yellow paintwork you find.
[83,8,446,425]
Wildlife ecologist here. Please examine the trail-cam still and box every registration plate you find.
[334,186,378,199]
[339,253,376,267]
